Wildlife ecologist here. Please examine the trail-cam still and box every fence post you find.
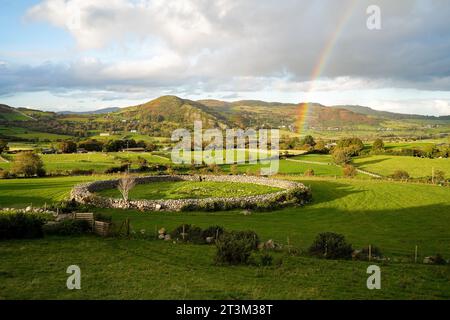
[415,245,418,263]
[368,244,372,261]
[287,236,291,254]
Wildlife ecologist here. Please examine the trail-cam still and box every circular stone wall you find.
[70,175,311,212]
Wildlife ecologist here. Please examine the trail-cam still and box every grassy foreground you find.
[0,176,450,299]
[1,237,449,300]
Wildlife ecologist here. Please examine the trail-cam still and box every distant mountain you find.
[331,105,450,120]
[58,107,120,115]
[199,100,379,128]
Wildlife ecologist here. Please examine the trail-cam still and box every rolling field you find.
[222,159,344,176]
[0,176,102,208]
[0,176,450,299]
[0,125,72,141]
[0,152,171,173]
[353,155,450,178]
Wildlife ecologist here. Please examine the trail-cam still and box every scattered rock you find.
[423,256,434,264]
[25,206,32,212]
[265,239,275,250]
[423,255,447,265]
[158,234,165,240]
[164,234,172,241]
[158,228,166,235]
[259,239,281,250]
[352,250,362,259]
[206,236,214,244]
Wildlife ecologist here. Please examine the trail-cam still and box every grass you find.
[1,237,449,300]
[97,181,282,200]
[221,159,343,176]
[1,175,449,257]
[0,125,72,141]
[353,155,450,178]
[292,154,333,163]
[1,174,450,299]
[0,152,171,173]
[0,176,101,208]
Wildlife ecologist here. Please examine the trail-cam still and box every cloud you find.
[0,0,447,115]
[24,0,450,88]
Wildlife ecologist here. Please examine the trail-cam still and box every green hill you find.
[199,100,380,129]
[119,95,230,129]
[1,96,449,141]
[0,104,34,121]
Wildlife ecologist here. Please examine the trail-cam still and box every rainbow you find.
[296,0,359,135]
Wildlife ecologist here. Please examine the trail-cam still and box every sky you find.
[1,0,450,116]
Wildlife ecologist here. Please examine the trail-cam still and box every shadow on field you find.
[299,179,364,205]
[353,157,390,167]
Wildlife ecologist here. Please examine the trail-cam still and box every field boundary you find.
[71,175,311,212]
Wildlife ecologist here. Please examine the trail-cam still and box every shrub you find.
[59,140,77,153]
[372,139,385,152]
[0,169,15,179]
[44,219,91,236]
[11,152,46,177]
[391,170,410,181]
[336,137,364,154]
[170,224,204,244]
[284,186,312,205]
[215,231,260,265]
[0,212,47,240]
[259,252,274,266]
[308,232,353,260]
[430,254,447,265]
[93,213,112,223]
[332,148,352,165]
[353,246,383,261]
[304,168,315,176]
[343,164,357,177]
[49,199,89,214]
[434,170,446,184]
[104,164,129,174]
[70,169,94,176]
[202,225,225,241]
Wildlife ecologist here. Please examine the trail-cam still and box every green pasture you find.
[97,181,282,200]
[0,176,450,299]
[353,155,450,178]
[0,125,72,141]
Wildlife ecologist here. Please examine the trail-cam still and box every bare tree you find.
[118,174,136,202]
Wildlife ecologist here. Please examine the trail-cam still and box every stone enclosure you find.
[70,175,311,212]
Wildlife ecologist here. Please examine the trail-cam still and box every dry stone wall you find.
[70,175,311,212]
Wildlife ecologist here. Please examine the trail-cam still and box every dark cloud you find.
[2,0,449,97]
